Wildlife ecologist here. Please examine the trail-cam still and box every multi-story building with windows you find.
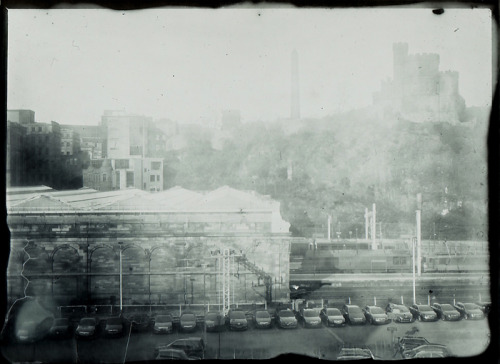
[81,110,165,192]
[6,121,27,187]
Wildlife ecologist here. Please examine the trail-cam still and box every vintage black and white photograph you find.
[2,4,494,362]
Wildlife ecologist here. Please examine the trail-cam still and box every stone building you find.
[373,43,466,124]
[7,186,293,307]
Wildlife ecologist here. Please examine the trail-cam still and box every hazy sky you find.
[7,7,493,125]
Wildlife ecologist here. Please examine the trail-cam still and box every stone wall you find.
[7,229,294,307]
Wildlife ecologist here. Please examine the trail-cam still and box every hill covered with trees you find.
[159,110,489,241]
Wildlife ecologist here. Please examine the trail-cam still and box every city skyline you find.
[8,7,493,125]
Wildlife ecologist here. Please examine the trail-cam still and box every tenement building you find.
[6,186,293,307]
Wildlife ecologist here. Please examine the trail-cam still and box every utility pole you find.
[118,242,123,313]
[365,208,369,240]
[412,237,416,304]
[416,193,422,276]
[371,203,376,250]
[327,215,332,240]
[222,249,231,315]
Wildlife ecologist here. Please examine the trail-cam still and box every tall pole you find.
[372,203,377,250]
[365,208,369,240]
[327,215,331,240]
[416,193,422,276]
[412,238,416,304]
[119,247,123,312]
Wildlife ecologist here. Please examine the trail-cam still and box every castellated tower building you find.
[373,43,466,124]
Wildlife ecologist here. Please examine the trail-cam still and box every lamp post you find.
[118,242,123,313]
[412,237,416,305]
[190,278,195,304]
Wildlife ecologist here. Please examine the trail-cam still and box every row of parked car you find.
[6,299,491,343]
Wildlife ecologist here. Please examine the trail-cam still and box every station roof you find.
[6,185,277,213]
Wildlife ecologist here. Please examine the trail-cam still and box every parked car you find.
[155,348,192,360]
[298,308,322,328]
[453,302,485,320]
[475,301,491,315]
[320,307,345,327]
[104,317,125,337]
[363,305,390,325]
[154,314,174,334]
[337,347,375,360]
[204,312,225,332]
[396,336,431,356]
[49,318,73,339]
[409,304,438,322]
[154,337,205,359]
[341,304,366,325]
[431,303,461,321]
[385,303,414,323]
[253,310,272,329]
[75,317,99,339]
[15,317,54,343]
[276,309,298,329]
[180,312,198,333]
[226,310,248,331]
[402,344,450,359]
[130,313,153,332]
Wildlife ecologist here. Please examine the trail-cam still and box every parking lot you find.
[0,306,491,362]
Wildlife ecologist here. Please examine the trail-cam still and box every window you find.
[151,161,161,170]
[150,175,155,182]
[157,175,160,181]
[115,159,129,169]
[393,257,407,265]
[102,174,107,182]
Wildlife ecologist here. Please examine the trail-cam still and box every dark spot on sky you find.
[433,9,444,15]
